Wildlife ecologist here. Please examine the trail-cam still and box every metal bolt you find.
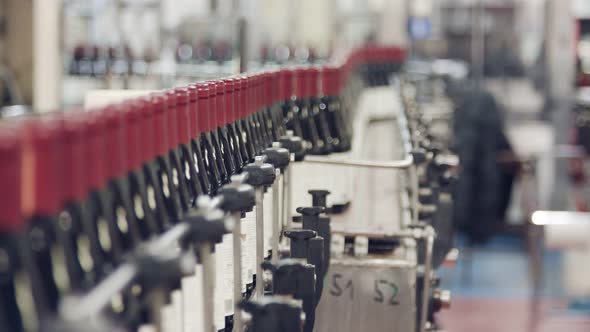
[196,196,211,209]
[254,156,264,166]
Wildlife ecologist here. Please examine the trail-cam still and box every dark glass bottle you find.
[279,68,304,139]
[293,67,323,154]
[59,113,104,292]
[234,76,254,164]
[195,83,223,194]
[149,94,184,225]
[222,78,245,172]
[136,97,171,233]
[173,87,203,205]
[238,76,257,162]
[215,81,237,179]
[320,65,351,152]
[103,105,143,248]
[23,116,72,314]
[208,81,230,186]
[187,84,212,196]
[0,124,42,332]
[306,66,335,154]
[164,90,192,213]
[122,100,162,239]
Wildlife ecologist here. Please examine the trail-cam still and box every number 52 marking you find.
[374,279,399,305]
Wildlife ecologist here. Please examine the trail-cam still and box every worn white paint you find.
[33,0,62,112]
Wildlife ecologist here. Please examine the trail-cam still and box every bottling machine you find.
[0,45,457,332]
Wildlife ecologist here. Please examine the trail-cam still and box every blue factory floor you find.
[436,235,590,332]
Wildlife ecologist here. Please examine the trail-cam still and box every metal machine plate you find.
[314,257,416,332]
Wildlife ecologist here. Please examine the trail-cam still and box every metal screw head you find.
[296,206,325,216]
[230,173,248,185]
[196,196,212,209]
[224,217,235,232]
[439,289,451,309]
[254,156,265,166]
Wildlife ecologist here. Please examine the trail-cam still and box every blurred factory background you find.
[0,0,570,109]
[0,0,590,332]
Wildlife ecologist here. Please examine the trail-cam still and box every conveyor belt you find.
[349,87,409,233]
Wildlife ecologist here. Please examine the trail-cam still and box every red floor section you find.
[436,297,590,332]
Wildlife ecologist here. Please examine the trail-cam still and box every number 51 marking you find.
[330,273,354,299]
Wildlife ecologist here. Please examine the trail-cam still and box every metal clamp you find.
[302,155,413,169]
[302,112,414,170]
[331,224,435,332]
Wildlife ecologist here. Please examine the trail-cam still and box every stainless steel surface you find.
[255,187,264,298]
[272,169,281,265]
[285,162,293,229]
[231,211,243,332]
[419,226,435,332]
[314,256,417,332]
[324,87,415,234]
[302,110,414,170]
[313,86,430,332]
[331,228,421,240]
[302,155,413,169]
[201,243,215,332]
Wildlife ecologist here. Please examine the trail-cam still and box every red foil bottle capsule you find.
[61,111,88,203]
[23,115,64,218]
[307,67,320,98]
[0,124,24,232]
[239,76,248,119]
[233,76,243,120]
[208,81,219,129]
[251,73,258,112]
[321,66,335,96]
[165,89,179,149]
[151,93,168,157]
[187,84,199,139]
[86,109,108,191]
[223,78,235,124]
[263,72,271,106]
[103,104,128,179]
[269,70,280,105]
[123,100,142,172]
[280,68,295,101]
[246,75,254,116]
[260,73,266,109]
[295,67,307,99]
[21,114,67,314]
[197,83,210,133]
[137,97,156,164]
[175,87,191,145]
[253,74,260,115]
[257,73,264,111]
[216,80,226,126]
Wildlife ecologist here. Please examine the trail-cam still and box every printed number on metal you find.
[373,279,399,306]
[329,273,400,306]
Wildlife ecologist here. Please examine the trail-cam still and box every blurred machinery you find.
[4,1,590,329]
